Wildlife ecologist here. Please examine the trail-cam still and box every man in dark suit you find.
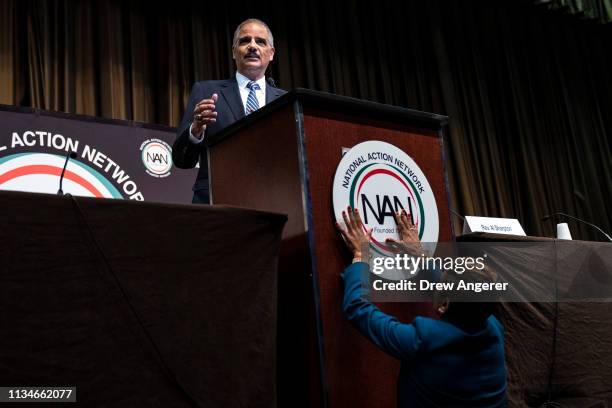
[173,18,286,204]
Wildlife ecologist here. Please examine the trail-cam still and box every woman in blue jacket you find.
[336,207,507,408]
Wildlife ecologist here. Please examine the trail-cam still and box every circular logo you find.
[332,141,439,279]
[140,139,172,177]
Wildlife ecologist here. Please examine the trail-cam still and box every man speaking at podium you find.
[173,18,286,204]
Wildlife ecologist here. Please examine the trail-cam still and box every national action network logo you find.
[0,153,123,198]
[332,141,439,279]
[140,139,172,178]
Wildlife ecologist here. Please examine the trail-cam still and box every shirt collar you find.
[235,71,266,90]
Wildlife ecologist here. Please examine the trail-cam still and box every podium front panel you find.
[301,106,452,408]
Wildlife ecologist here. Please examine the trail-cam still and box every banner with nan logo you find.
[0,105,197,203]
[333,141,439,279]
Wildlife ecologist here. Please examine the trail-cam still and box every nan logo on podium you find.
[333,141,439,277]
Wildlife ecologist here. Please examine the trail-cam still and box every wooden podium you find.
[207,89,452,408]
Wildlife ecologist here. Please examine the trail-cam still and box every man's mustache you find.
[245,52,260,59]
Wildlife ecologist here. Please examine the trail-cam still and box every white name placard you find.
[463,216,526,236]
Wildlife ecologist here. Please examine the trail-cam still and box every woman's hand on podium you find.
[336,206,372,261]
[385,210,423,256]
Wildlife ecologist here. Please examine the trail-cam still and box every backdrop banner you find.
[0,105,195,203]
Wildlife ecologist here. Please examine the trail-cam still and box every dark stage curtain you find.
[1,0,610,240]
[531,0,612,24]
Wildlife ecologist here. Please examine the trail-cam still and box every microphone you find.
[449,208,466,222]
[57,151,77,195]
[541,212,612,242]
[573,189,587,204]
[266,77,277,88]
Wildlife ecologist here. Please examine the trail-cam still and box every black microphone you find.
[57,151,77,195]
[266,77,277,88]
[541,212,612,242]
[573,189,587,204]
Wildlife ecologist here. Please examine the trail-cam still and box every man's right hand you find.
[191,93,218,138]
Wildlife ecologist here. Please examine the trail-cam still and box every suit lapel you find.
[220,79,245,122]
[220,78,283,121]
[266,84,284,104]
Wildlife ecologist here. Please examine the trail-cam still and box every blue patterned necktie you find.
[245,81,260,115]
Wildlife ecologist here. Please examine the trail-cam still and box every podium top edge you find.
[289,88,449,126]
[206,88,449,146]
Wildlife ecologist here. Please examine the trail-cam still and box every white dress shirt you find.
[236,71,267,112]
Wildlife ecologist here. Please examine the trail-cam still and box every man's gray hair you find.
[232,18,274,48]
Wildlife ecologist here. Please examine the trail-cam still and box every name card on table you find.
[463,216,526,236]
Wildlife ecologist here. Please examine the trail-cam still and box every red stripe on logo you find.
[0,165,105,198]
[355,168,419,252]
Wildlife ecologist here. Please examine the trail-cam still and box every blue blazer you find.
[342,262,507,407]
[172,78,285,203]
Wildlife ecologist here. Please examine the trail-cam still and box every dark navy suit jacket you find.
[172,78,285,204]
